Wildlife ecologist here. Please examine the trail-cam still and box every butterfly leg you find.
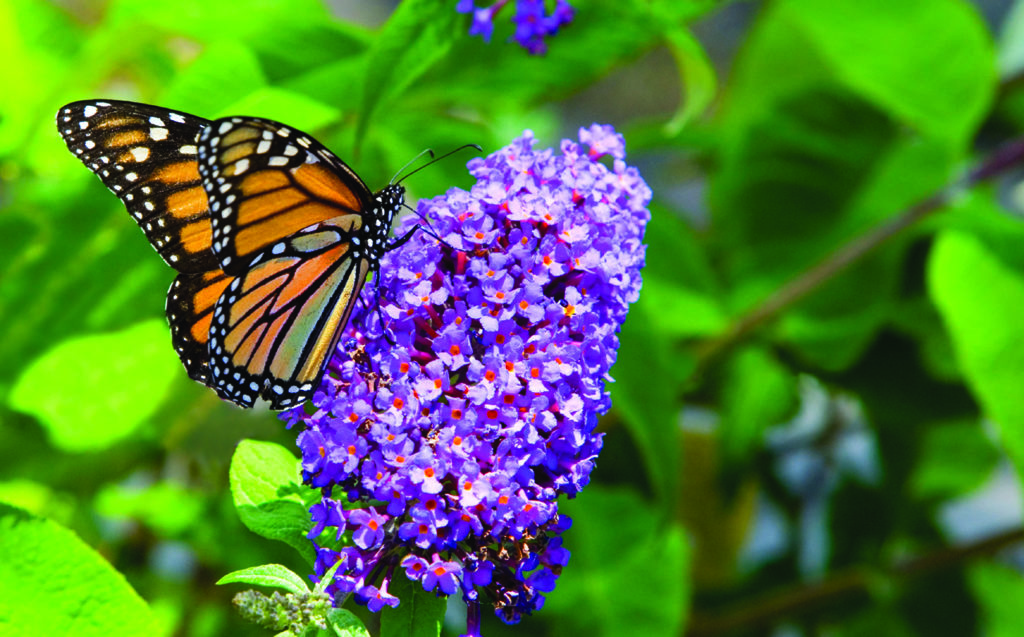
[366,265,399,347]
[386,226,420,251]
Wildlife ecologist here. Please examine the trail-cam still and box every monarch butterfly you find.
[56,100,416,410]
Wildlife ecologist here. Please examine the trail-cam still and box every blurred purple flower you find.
[457,0,574,54]
[283,124,650,629]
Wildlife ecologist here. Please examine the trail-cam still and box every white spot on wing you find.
[150,127,168,141]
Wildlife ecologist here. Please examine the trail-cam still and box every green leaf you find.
[969,561,1024,637]
[611,303,684,504]
[313,558,345,596]
[0,0,82,156]
[736,0,995,143]
[94,481,204,537]
[379,574,445,637]
[640,204,726,339]
[0,479,75,525]
[928,231,1024,476]
[229,439,318,565]
[909,420,999,499]
[217,564,310,596]
[327,609,371,637]
[548,487,690,637]
[0,503,158,636]
[356,0,458,149]
[215,87,341,131]
[159,40,267,116]
[713,83,903,306]
[8,319,180,452]
[719,346,797,470]
[663,26,717,135]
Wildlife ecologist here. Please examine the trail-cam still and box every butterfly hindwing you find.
[166,269,236,385]
[197,117,373,276]
[206,219,370,409]
[57,100,218,273]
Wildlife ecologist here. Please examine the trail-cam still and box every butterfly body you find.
[57,100,404,409]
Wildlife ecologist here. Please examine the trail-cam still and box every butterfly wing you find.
[56,100,218,273]
[166,269,236,385]
[59,102,393,411]
[206,220,370,409]
[197,116,374,276]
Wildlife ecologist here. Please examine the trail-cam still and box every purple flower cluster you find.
[282,124,650,631]
[456,0,574,55]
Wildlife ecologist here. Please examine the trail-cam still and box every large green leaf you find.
[928,230,1024,475]
[0,503,158,636]
[777,0,994,143]
[8,319,180,452]
[710,0,995,369]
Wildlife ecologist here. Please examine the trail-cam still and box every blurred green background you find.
[5,0,1024,635]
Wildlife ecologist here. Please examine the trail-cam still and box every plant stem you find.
[686,526,1024,636]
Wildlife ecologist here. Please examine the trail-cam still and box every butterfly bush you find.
[281,124,650,633]
[457,0,574,55]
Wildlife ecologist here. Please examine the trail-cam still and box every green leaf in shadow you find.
[380,574,446,637]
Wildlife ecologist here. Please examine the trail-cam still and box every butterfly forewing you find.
[197,117,372,276]
[57,100,218,273]
[207,220,370,409]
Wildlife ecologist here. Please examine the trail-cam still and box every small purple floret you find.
[457,0,574,54]
[285,124,650,628]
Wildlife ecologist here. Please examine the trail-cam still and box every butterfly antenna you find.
[395,143,483,185]
[396,201,465,252]
[390,149,435,185]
